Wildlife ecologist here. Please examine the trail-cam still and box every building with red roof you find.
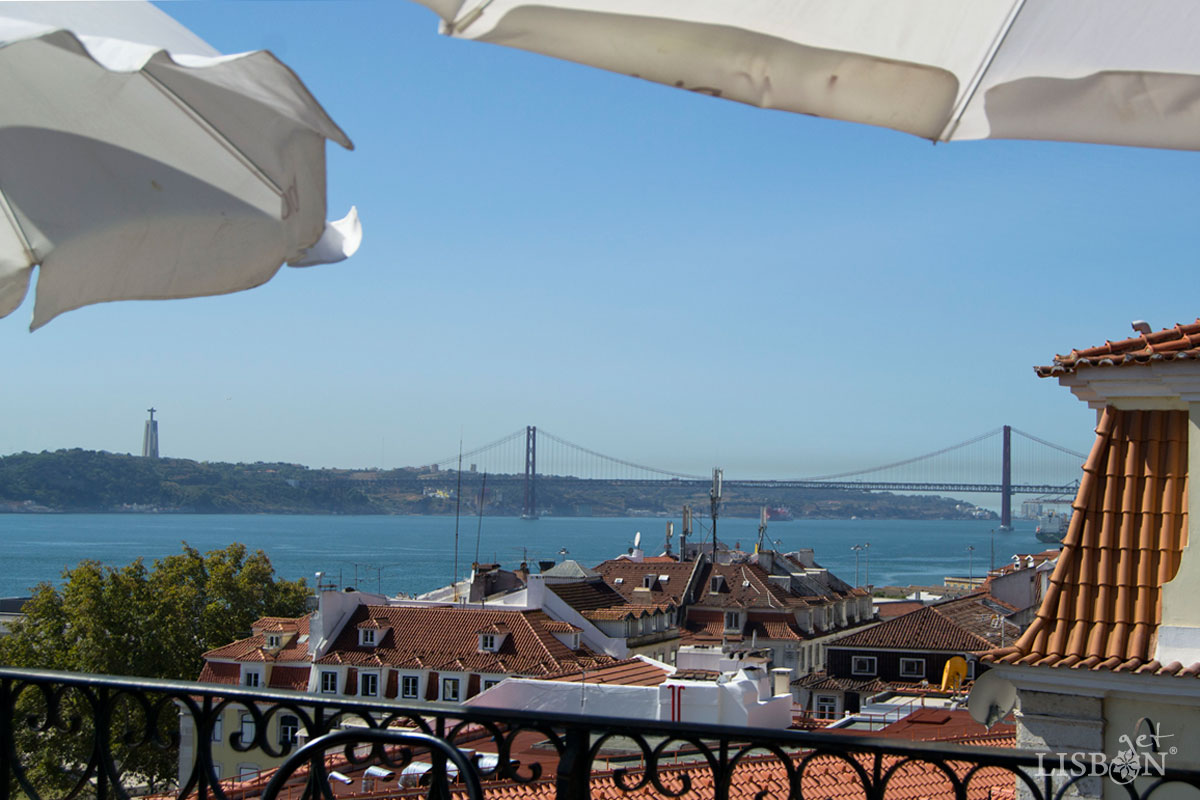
[983,321,1200,798]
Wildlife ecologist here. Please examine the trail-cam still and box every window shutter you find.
[346,668,358,696]
[467,674,480,698]
[385,670,398,699]
[425,671,439,701]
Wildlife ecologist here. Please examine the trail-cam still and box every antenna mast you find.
[756,506,767,554]
[453,439,463,602]
[710,468,722,562]
[681,506,691,561]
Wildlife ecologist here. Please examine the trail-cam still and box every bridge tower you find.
[522,426,537,520]
[1001,424,1012,530]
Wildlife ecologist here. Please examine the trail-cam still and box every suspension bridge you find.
[419,425,1087,529]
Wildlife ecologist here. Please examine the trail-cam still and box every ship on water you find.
[1034,509,1070,543]
[765,505,794,521]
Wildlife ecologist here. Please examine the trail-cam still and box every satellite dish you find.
[634,531,642,548]
[967,670,1017,729]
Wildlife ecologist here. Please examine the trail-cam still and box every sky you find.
[3,1,1198,484]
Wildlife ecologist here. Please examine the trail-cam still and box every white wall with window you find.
[278,714,299,746]
[815,694,839,717]
[241,667,262,687]
[239,713,255,743]
[319,670,338,694]
[851,655,877,676]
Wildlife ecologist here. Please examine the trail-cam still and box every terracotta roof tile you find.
[544,657,672,686]
[876,601,926,619]
[833,594,1017,652]
[430,753,1014,800]
[267,665,311,691]
[1034,320,1200,377]
[794,671,892,694]
[198,661,240,685]
[986,408,1196,675]
[546,580,627,612]
[592,560,697,605]
[875,708,1016,743]
[313,605,615,677]
[202,615,312,664]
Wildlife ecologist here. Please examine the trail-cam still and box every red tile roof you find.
[314,605,615,677]
[592,560,698,605]
[546,580,627,612]
[425,753,1014,800]
[875,708,1016,744]
[794,671,892,694]
[268,665,311,691]
[544,657,672,686]
[834,594,1018,652]
[987,408,1195,675]
[876,601,926,620]
[1034,320,1200,377]
[203,616,312,664]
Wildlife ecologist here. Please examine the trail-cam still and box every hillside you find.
[0,449,996,520]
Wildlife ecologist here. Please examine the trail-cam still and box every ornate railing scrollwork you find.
[2,668,1199,800]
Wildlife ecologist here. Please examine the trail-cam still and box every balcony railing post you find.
[555,726,591,800]
[0,678,12,800]
[427,714,450,800]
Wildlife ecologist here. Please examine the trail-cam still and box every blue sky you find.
[3,1,1197,485]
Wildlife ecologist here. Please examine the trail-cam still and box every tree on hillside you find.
[0,542,309,794]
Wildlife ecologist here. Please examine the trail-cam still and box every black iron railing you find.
[2,668,1198,800]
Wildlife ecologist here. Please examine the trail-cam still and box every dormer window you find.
[724,611,741,631]
[710,575,726,594]
[359,629,377,647]
[479,633,497,652]
[642,574,656,589]
[266,634,281,649]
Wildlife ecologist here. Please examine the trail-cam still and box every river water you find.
[0,514,1053,599]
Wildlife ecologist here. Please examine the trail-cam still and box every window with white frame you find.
[479,633,496,651]
[724,611,741,631]
[401,675,419,699]
[243,670,261,687]
[239,714,255,743]
[320,670,337,694]
[851,655,877,676]
[360,671,379,697]
[212,714,223,742]
[899,658,925,679]
[816,695,838,717]
[266,634,281,648]
[238,764,260,780]
[442,677,460,702]
[966,659,977,680]
[360,628,376,646]
[278,714,299,746]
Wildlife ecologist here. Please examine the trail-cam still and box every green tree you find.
[0,542,309,794]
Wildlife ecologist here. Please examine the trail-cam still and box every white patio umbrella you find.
[413,0,1200,151]
[0,1,361,330]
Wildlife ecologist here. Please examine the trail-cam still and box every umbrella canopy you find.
[0,1,360,330]
[413,0,1200,151]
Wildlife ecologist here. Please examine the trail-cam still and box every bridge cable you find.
[537,429,707,481]
[799,428,1004,481]
[1010,427,1088,461]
